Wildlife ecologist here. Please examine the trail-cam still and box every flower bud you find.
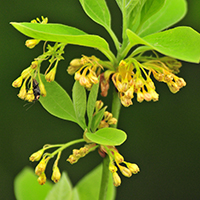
[98,120,109,129]
[29,149,44,162]
[37,172,46,185]
[108,118,117,125]
[45,67,57,82]
[39,81,46,97]
[118,165,132,177]
[114,152,124,163]
[25,89,35,102]
[51,166,61,183]
[17,83,27,100]
[35,159,47,176]
[12,76,23,88]
[126,163,140,174]
[104,111,113,121]
[112,172,121,187]
[31,60,39,69]
[95,100,104,112]
[25,39,40,49]
[21,67,33,79]
[109,161,117,173]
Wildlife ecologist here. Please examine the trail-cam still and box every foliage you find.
[11,0,200,199]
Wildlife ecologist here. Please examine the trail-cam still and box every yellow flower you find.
[51,166,61,183]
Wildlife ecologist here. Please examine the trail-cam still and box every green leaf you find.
[127,27,200,63]
[139,0,165,29]
[14,167,53,200]
[38,75,78,123]
[10,22,115,62]
[72,164,115,200]
[85,127,127,146]
[79,0,110,30]
[87,83,99,129]
[45,172,72,200]
[90,106,107,132]
[72,81,87,129]
[138,0,187,37]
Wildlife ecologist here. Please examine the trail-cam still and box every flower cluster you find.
[12,16,66,102]
[67,143,97,164]
[99,146,139,187]
[67,55,103,89]
[98,111,117,129]
[112,57,186,107]
[30,145,62,185]
[12,61,46,102]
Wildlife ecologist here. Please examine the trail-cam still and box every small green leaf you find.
[45,172,72,200]
[85,127,127,146]
[72,164,115,200]
[138,0,187,37]
[90,106,107,132]
[10,22,115,62]
[72,81,87,129]
[127,27,200,63]
[38,75,78,123]
[87,83,99,129]
[14,167,53,200]
[79,0,111,30]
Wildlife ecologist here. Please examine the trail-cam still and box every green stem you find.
[99,88,121,200]
[49,138,85,158]
[98,155,110,200]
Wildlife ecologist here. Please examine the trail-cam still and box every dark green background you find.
[1,0,200,199]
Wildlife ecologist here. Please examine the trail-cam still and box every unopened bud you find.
[25,39,40,49]
[17,83,27,100]
[31,60,39,69]
[35,159,47,176]
[12,76,23,88]
[112,172,121,187]
[45,67,57,82]
[118,165,132,177]
[104,111,113,121]
[29,149,44,162]
[126,162,140,174]
[21,67,33,79]
[39,81,46,97]
[37,172,46,185]
[51,166,61,183]
[108,117,117,125]
[114,152,124,163]
[95,100,104,112]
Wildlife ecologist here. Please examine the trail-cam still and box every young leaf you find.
[127,27,200,63]
[138,0,165,31]
[85,127,127,146]
[45,172,72,200]
[38,75,78,124]
[14,167,53,200]
[138,0,187,37]
[87,82,99,129]
[72,81,87,129]
[72,164,115,200]
[90,106,107,132]
[79,0,111,30]
[10,22,115,63]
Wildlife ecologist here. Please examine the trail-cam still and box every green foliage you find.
[10,22,115,63]
[87,82,99,129]
[38,75,77,124]
[73,81,87,129]
[14,168,53,200]
[14,166,115,200]
[127,27,200,63]
[138,0,187,37]
[45,173,72,200]
[86,127,127,146]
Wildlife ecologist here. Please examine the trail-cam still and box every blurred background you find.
[1,0,200,199]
